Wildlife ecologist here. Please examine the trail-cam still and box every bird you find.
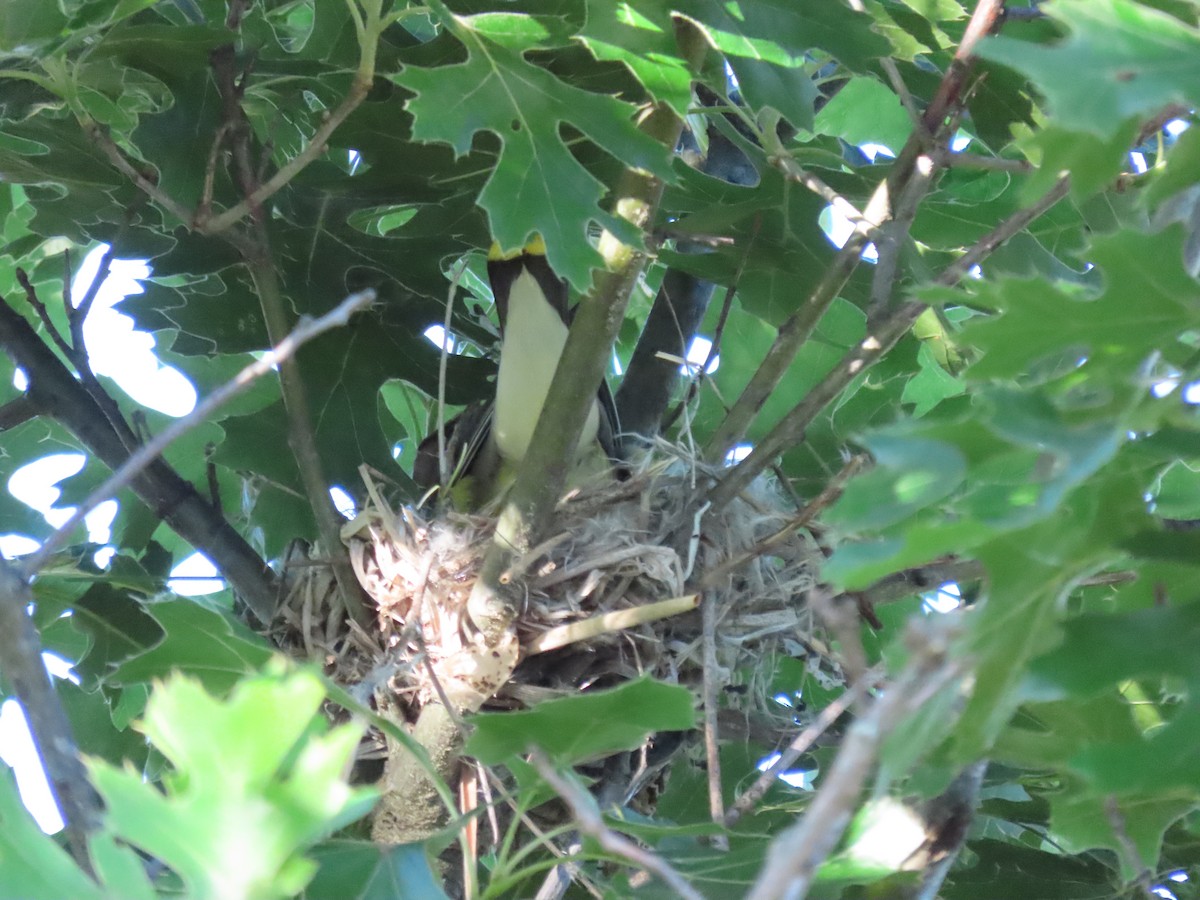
[414,237,621,508]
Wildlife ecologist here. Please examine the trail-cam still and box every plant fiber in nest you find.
[281,445,825,735]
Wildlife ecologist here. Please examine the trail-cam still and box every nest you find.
[275,442,832,763]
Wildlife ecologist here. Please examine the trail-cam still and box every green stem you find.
[469,22,706,637]
[243,226,369,627]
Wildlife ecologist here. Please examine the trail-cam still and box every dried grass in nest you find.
[274,442,833,765]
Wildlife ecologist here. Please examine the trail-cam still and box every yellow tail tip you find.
[488,234,547,261]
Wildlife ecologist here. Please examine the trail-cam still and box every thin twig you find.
[70,244,116,357]
[746,624,962,900]
[861,558,983,607]
[707,170,1073,512]
[935,174,1071,286]
[529,750,705,900]
[1104,797,1157,898]
[700,592,729,849]
[702,185,883,463]
[724,672,878,828]
[707,299,926,512]
[698,455,866,590]
[438,259,469,487]
[932,149,1032,173]
[19,256,136,455]
[703,0,1007,464]
[769,152,880,240]
[845,0,922,126]
[15,268,73,360]
[198,74,374,234]
[0,561,101,871]
[663,214,760,433]
[21,290,374,577]
[0,293,279,620]
[812,587,870,701]
[869,154,937,315]
[924,0,1006,132]
[524,594,699,655]
[84,2,389,236]
[198,120,234,223]
[84,122,196,226]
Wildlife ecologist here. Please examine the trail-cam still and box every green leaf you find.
[1072,705,1200,794]
[978,0,1200,139]
[944,837,1116,899]
[303,841,448,900]
[577,0,695,116]
[679,0,891,74]
[1027,602,1200,700]
[109,597,274,693]
[90,671,375,900]
[466,677,695,765]
[1050,783,1197,883]
[70,582,165,689]
[0,0,69,56]
[825,432,967,530]
[394,9,673,289]
[902,341,965,416]
[954,519,1103,757]
[0,769,108,900]
[959,225,1200,383]
[1147,122,1200,207]
[1024,120,1138,202]
[1154,460,1200,519]
[724,57,819,132]
[813,77,913,153]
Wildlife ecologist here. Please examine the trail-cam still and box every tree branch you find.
[530,750,705,900]
[22,289,374,581]
[706,170,1073,512]
[82,0,389,237]
[0,561,101,871]
[0,295,279,622]
[468,19,709,641]
[746,623,962,900]
[702,0,1007,463]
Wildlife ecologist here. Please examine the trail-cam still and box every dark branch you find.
[0,561,101,870]
[22,290,376,579]
[0,293,279,622]
[615,126,758,440]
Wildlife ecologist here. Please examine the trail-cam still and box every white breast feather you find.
[493,268,599,462]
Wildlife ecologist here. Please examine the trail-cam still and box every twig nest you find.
[276,443,826,732]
